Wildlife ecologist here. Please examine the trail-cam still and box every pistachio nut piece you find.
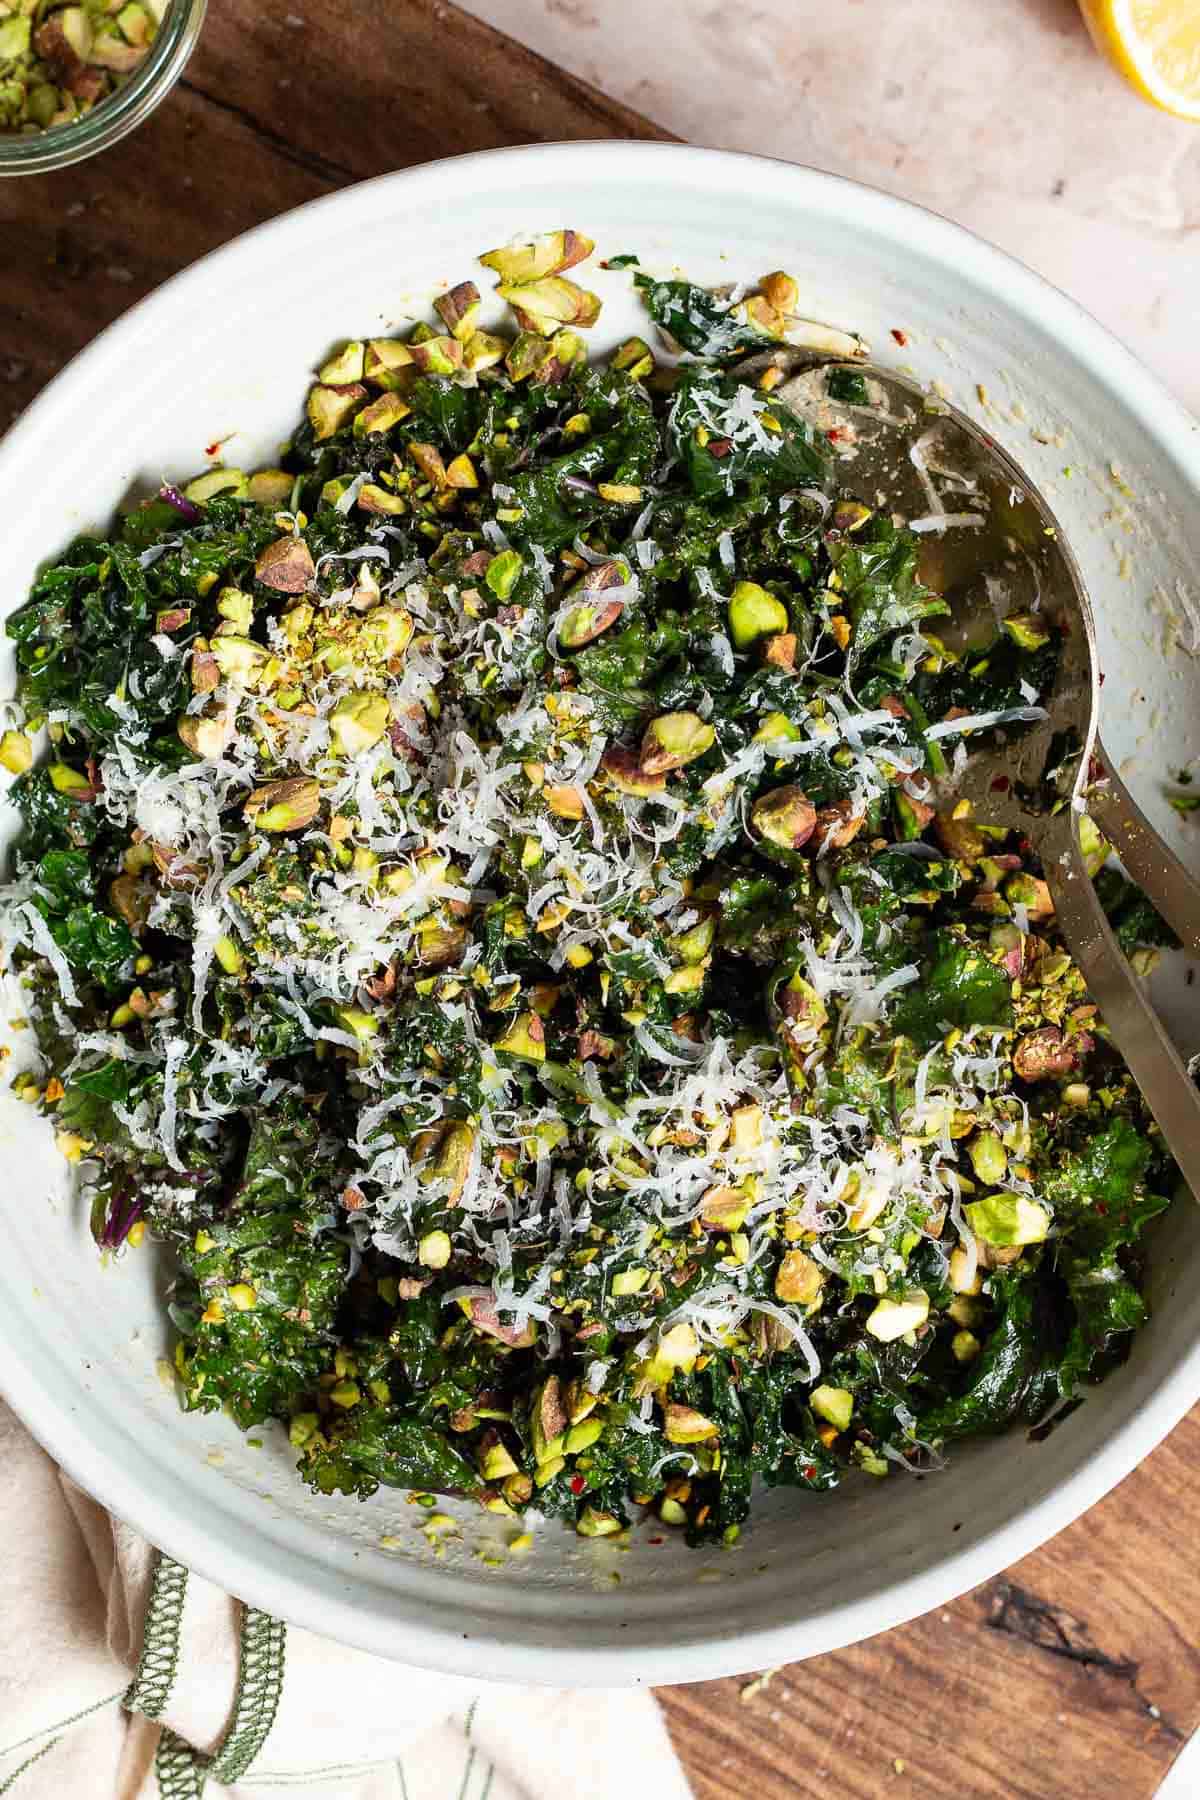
[434,280,482,342]
[244,777,321,833]
[751,784,818,851]
[774,1248,824,1304]
[0,731,33,776]
[810,1385,854,1431]
[306,382,367,441]
[363,338,414,388]
[409,335,464,376]
[663,1403,719,1444]
[575,1507,622,1538]
[329,691,391,757]
[967,1130,1008,1186]
[415,1120,476,1202]
[699,1185,749,1232]
[183,467,248,503]
[536,329,587,385]
[600,746,666,798]
[496,277,602,337]
[1002,611,1052,651]
[934,812,985,860]
[462,330,509,373]
[495,1010,546,1063]
[317,341,366,385]
[485,550,523,600]
[409,441,448,486]
[609,336,655,380]
[865,1289,930,1342]
[177,713,234,760]
[444,454,479,489]
[246,468,294,507]
[255,536,315,594]
[357,485,407,517]
[532,1374,569,1462]
[479,229,594,283]
[640,711,716,776]
[964,1192,1049,1247]
[728,580,789,649]
[505,331,553,382]
[1012,1026,1080,1080]
[557,559,632,649]
[760,270,799,313]
[208,635,269,686]
[354,392,412,436]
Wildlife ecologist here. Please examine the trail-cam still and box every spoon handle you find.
[1086,743,1200,957]
[1047,812,1200,1201]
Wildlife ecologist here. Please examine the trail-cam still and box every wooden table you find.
[3,5,1198,1794]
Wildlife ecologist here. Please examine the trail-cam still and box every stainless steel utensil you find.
[765,355,1200,1194]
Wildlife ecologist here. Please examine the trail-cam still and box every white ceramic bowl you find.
[3,143,1200,1687]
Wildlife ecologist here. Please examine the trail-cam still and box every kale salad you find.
[0,233,1176,1549]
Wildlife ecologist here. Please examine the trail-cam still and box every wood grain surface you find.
[1,5,1196,1796]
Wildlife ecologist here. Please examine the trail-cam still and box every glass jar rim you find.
[0,0,208,177]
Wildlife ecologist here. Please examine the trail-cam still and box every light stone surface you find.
[463,0,1200,410]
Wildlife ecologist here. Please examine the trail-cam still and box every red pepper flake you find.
[708,437,733,459]
[801,1464,817,1481]
[826,427,846,443]
[1098,670,1106,687]
[990,775,1010,793]
[569,1474,586,1495]
[647,1535,664,1545]
[891,328,908,346]
[204,442,221,458]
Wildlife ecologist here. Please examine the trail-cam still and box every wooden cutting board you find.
[3,5,1198,1793]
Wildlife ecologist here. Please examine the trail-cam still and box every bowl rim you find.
[3,138,1200,1686]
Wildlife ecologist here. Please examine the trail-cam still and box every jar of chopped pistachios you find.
[0,0,205,173]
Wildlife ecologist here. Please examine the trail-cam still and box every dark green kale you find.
[633,272,773,359]
[666,369,830,502]
[891,928,1014,1046]
[303,1410,483,1500]
[828,515,949,663]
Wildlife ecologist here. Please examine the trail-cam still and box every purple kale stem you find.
[159,483,201,524]
[103,1188,144,1249]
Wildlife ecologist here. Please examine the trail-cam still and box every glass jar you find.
[0,0,206,177]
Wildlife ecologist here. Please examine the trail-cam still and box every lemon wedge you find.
[1078,0,1200,119]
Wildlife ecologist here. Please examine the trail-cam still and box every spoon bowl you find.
[766,354,1200,1197]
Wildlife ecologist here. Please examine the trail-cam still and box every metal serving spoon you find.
[758,354,1200,1197]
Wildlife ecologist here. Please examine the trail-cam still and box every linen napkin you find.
[0,1401,694,1800]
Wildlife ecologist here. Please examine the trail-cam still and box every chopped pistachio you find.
[307,382,367,441]
[774,1248,824,1304]
[485,549,523,599]
[497,277,602,337]
[354,392,412,436]
[329,691,391,757]
[865,1290,930,1342]
[184,467,248,503]
[479,229,594,283]
[495,1010,546,1063]
[664,1403,719,1444]
[244,776,321,833]
[751,784,818,851]
[964,1193,1050,1247]
[0,731,33,775]
[728,580,789,649]
[640,711,716,776]
[810,1385,854,1431]
[317,341,366,385]
[419,1230,453,1270]
[255,536,315,594]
